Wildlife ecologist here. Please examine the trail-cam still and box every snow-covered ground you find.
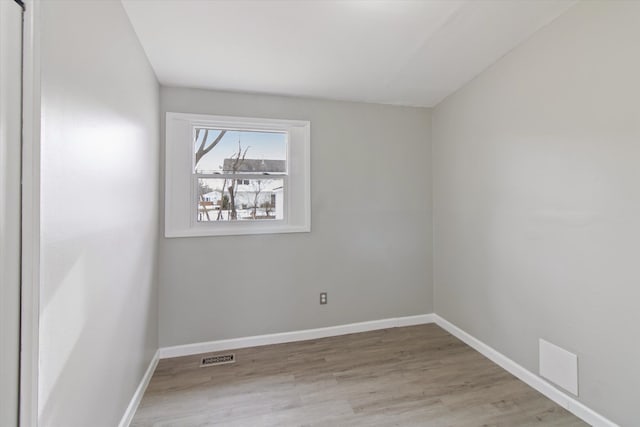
[198,208,278,222]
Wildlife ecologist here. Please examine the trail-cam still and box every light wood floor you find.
[132,324,586,426]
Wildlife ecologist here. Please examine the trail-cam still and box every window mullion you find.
[194,173,287,180]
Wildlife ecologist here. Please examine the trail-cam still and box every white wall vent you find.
[539,339,578,395]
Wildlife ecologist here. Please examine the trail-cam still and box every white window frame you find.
[165,112,310,237]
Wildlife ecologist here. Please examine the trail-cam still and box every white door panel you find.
[0,1,23,426]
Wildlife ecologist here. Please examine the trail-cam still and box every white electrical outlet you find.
[320,292,327,304]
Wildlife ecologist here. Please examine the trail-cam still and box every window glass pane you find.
[198,178,284,222]
[194,128,287,174]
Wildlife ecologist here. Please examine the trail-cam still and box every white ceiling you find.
[122,0,575,108]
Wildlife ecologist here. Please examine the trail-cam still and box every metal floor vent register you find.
[200,353,235,367]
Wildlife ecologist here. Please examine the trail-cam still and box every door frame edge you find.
[19,0,40,426]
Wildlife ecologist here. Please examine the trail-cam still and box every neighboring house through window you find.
[165,113,310,237]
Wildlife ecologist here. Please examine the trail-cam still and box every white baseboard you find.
[118,350,160,427]
[433,315,618,427]
[158,313,435,359]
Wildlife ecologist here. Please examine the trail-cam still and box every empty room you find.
[1,0,639,426]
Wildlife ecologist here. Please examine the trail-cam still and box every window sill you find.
[165,224,310,238]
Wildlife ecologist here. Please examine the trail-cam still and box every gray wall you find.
[432,1,640,425]
[159,87,432,346]
[38,1,159,426]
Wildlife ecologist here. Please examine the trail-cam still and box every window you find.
[165,113,310,237]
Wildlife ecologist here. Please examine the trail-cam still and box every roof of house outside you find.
[223,158,286,173]
[202,178,283,197]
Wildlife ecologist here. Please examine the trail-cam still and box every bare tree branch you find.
[217,179,227,221]
[195,129,227,166]
[195,129,208,156]
[200,130,226,160]
[227,141,249,220]
[199,194,211,221]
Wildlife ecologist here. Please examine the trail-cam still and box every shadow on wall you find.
[38,223,157,426]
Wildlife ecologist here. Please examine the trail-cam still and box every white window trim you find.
[165,112,310,237]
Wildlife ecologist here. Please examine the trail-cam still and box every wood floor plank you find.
[131,324,586,426]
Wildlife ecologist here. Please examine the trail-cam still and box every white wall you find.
[432,2,640,425]
[159,87,432,347]
[0,1,23,425]
[38,1,159,426]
